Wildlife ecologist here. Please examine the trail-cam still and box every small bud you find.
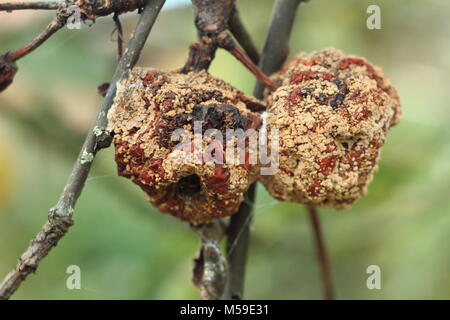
[0,54,18,92]
[97,82,110,97]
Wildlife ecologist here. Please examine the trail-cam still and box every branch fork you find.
[0,0,332,302]
[0,0,167,300]
[188,0,278,90]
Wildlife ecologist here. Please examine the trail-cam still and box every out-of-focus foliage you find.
[0,0,449,299]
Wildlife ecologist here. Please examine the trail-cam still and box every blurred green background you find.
[1,0,449,299]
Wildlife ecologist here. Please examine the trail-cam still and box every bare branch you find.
[8,17,66,61]
[0,0,166,300]
[0,1,61,11]
[228,6,259,64]
[226,0,304,300]
[190,0,276,89]
[307,206,334,300]
[113,13,124,59]
[74,0,146,20]
[185,0,235,73]
[181,42,217,73]
[218,33,278,90]
[3,0,146,62]
[254,0,303,97]
[0,0,146,15]
[226,183,255,300]
[191,0,235,39]
[0,0,148,92]
[192,221,228,300]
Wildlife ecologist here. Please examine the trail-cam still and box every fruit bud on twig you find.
[0,54,18,92]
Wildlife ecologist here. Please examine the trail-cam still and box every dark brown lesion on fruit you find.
[156,103,257,149]
[183,88,228,104]
[233,93,266,112]
[155,113,191,149]
[288,70,350,111]
[192,104,249,132]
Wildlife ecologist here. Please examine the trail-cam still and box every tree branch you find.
[307,206,334,300]
[181,42,217,73]
[190,0,277,90]
[2,0,146,62]
[192,221,228,300]
[218,32,277,90]
[113,13,124,59]
[228,5,259,64]
[0,0,148,92]
[0,0,166,300]
[226,0,303,300]
[254,0,303,96]
[7,16,66,61]
[225,183,256,300]
[0,1,61,11]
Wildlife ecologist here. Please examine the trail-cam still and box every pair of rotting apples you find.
[108,48,401,225]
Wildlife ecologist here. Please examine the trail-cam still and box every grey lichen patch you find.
[93,126,103,137]
[67,206,75,216]
[80,150,94,164]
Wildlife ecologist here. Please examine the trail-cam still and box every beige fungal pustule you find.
[108,68,263,224]
[260,48,401,209]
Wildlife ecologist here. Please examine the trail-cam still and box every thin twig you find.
[228,5,259,64]
[113,13,124,59]
[307,206,334,300]
[0,1,61,11]
[0,0,166,300]
[254,0,303,96]
[225,0,303,300]
[219,33,277,90]
[225,183,255,300]
[2,0,146,63]
[8,17,66,61]
[192,221,228,300]
[0,0,146,19]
